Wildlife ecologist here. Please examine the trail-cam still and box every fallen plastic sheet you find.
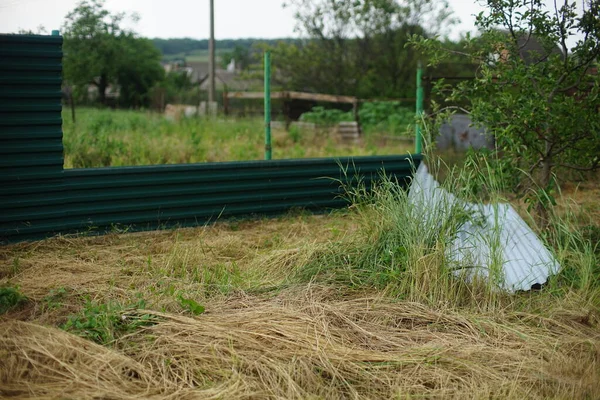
[408,163,560,292]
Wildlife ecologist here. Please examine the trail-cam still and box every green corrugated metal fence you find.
[0,34,421,243]
[2,156,420,242]
[0,34,64,181]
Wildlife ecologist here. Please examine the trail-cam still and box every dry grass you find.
[558,174,600,226]
[1,210,599,399]
[1,287,599,399]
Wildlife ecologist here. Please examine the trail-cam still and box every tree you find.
[220,45,252,70]
[62,0,125,105]
[62,0,163,107]
[413,0,600,225]
[117,36,165,108]
[159,70,197,105]
[273,0,456,98]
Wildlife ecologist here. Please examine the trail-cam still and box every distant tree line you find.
[152,38,299,56]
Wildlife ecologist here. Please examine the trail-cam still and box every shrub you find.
[299,106,354,125]
[298,102,414,135]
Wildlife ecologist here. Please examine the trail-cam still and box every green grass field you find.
[62,107,413,168]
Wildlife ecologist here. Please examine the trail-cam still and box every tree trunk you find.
[98,73,108,105]
[536,141,553,230]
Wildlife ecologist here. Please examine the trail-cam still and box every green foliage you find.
[62,109,259,167]
[42,287,69,310]
[153,37,206,55]
[157,71,199,105]
[0,286,28,314]
[62,0,124,99]
[534,190,600,294]
[63,0,164,107]
[299,102,414,135]
[116,36,165,108]
[270,0,456,98]
[411,0,600,221]
[288,125,302,143]
[153,38,300,59]
[359,102,414,135]
[455,148,520,201]
[220,45,252,70]
[296,152,599,307]
[299,106,354,125]
[177,296,205,315]
[583,225,600,253]
[296,167,478,291]
[164,71,194,92]
[62,297,157,345]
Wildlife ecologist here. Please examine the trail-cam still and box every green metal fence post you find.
[415,61,424,154]
[264,51,272,160]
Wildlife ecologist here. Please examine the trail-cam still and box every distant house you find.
[163,60,259,91]
[491,31,564,65]
[492,31,597,105]
[183,62,210,83]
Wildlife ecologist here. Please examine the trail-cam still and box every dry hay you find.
[0,215,349,300]
[1,215,599,399]
[2,285,599,399]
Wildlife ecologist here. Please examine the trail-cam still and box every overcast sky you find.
[0,0,486,39]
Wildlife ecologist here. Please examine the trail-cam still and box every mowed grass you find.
[1,153,599,399]
[62,108,411,168]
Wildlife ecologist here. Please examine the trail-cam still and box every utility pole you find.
[208,0,216,104]
[264,51,271,160]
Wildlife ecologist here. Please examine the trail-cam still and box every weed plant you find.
[62,297,157,345]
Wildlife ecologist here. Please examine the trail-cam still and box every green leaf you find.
[178,296,206,315]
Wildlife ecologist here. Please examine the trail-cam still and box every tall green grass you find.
[62,108,409,168]
[293,149,599,311]
[63,108,264,168]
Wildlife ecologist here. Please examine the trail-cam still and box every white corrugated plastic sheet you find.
[408,164,560,292]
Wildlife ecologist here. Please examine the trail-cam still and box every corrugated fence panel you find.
[0,34,64,183]
[0,33,421,243]
[1,155,421,242]
[0,34,67,243]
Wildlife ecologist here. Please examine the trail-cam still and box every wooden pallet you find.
[337,122,362,144]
